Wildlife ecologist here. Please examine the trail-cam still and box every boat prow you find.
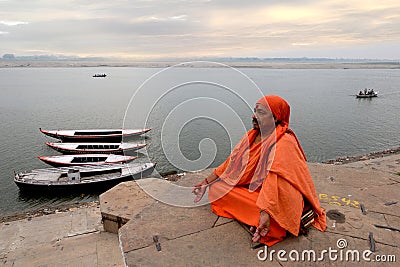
[40,128,151,142]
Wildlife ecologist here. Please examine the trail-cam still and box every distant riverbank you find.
[323,146,400,164]
[1,60,400,69]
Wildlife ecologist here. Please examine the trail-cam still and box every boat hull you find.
[40,128,151,142]
[38,154,137,167]
[14,164,156,192]
[45,142,146,154]
[356,94,378,98]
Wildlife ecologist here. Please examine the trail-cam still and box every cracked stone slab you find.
[119,203,218,253]
[322,204,397,248]
[0,206,101,254]
[100,181,156,233]
[5,232,122,267]
[124,222,281,267]
[213,216,234,227]
[1,207,122,267]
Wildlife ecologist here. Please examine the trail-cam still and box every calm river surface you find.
[0,66,399,216]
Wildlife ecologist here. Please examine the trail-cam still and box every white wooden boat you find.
[14,162,156,191]
[40,128,151,142]
[45,142,146,154]
[38,154,137,167]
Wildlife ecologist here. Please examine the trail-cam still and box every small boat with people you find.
[38,154,137,167]
[93,73,107,77]
[40,128,151,142]
[356,88,378,98]
[14,162,156,191]
[45,142,146,154]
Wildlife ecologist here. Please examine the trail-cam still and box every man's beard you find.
[252,117,259,130]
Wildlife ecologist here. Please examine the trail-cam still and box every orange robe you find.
[208,130,326,246]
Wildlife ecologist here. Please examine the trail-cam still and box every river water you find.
[0,65,399,216]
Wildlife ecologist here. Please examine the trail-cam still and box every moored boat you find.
[38,154,137,167]
[40,128,151,142]
[14,162,156,191]
[45,142,146,154]
[93,74,107,77]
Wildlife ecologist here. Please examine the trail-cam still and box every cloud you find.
[292,42,315,46]
[135,14,188,23]
[0,20,29,26]
[0,0,399,59]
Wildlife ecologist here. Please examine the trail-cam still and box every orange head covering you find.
[216,95,306,190]
[256,95,306,161]
[257,95,290,126]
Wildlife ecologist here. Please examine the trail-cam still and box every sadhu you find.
[193,95,326,246]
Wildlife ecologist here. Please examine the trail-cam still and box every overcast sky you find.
[1,0,399,59]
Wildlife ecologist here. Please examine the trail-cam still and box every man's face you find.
[252,104,275,134]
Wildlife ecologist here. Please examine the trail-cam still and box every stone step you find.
[99,156,400,266]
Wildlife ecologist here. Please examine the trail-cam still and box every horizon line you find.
[1,54,400,63]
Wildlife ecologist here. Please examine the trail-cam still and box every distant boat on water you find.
[40,128,151,142]
[14,162,156,191]
[93,74,107,77]
[356,89,378,98]
[38,154,137,167]
[45,142,146,154]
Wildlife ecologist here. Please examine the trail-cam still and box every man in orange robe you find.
[193,95,326,246]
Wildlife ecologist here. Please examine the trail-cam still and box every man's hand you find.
[252,210,270,243]
[192,180,208,203]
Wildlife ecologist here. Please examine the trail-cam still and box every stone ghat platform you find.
[100,155,400,266]
[0,204,124,267]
